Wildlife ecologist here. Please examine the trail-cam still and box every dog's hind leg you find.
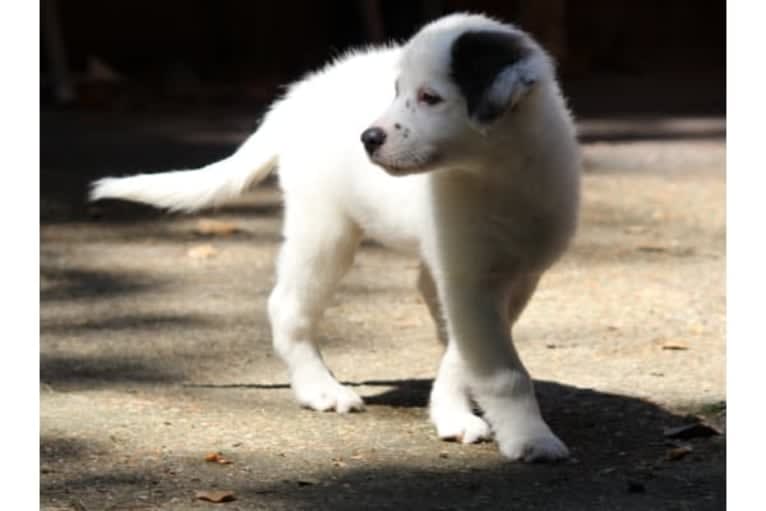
[268,207,364,413]
[418,264,492,443]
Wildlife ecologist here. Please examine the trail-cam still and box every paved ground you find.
[40,107,725,510]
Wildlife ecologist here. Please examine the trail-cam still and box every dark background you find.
[41,0,725,117]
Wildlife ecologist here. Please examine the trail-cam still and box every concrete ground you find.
[41,107,725,510]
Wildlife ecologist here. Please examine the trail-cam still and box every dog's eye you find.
[418,89,443,106]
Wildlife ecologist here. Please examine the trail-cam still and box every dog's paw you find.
[434,413,492,444]
[497,428,569,462]
[292,372,364,413]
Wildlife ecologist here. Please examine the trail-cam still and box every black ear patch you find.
[450,30,529,123]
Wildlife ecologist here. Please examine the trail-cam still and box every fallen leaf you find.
[194,219,241,236]
[664,422,721,439]
[204,452,221,462]
[666,445,693,461]
[195,490,236,503]
[661,342,689,351]
[187,244,218,259]
[204,452,233,464]
[394,317,422,329]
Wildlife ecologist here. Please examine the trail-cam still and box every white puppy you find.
[91,13,581,462]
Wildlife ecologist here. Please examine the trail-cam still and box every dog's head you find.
[362,14,553,176]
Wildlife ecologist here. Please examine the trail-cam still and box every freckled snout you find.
[361,127,387,156]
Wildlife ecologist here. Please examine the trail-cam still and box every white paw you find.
[497,427,570,462]
[434,413,492,444]
[292,370,364,413]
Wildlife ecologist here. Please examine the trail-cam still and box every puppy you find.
[90,13,581,461]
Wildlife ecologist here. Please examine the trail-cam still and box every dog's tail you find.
[89,124,279,213]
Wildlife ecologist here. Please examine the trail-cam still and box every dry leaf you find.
[204,451,222,462]
[666,445,693,461]
[204,451,233,464]
[187,244,218,259]
[195,490,236,503]
[394,317,422,329]
[194,219,241,236]
[661,342,689,351]
[664,422,721,439]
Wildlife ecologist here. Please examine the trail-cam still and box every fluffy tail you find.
[89,128,278,213]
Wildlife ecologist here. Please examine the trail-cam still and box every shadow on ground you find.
[41,265,168,301]
[40,353,185,385]
[41,378,724,511]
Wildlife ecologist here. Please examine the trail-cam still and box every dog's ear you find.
[450,30,539,128]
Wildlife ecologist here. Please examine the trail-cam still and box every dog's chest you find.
[426,171,573,273]
[347,172,431,253]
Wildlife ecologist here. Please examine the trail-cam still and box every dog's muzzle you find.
[361,127,387,156]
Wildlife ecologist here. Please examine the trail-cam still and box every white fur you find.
[90,13,581,462]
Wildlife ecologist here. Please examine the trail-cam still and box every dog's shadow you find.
[349,377,432,407]
[363,377,723,474]
[185,376,724,509]
[188,377,723,453]
[353,377,714,448]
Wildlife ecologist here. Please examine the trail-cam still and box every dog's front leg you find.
[429,341,493,444]
[267,213,364,413]
[419,264,493,443]
[438,274,569,461]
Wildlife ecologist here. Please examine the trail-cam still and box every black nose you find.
[361,127,387,155]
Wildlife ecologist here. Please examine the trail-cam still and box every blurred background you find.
[41,0,724,115]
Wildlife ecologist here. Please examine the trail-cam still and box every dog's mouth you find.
[371,153,441,176]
